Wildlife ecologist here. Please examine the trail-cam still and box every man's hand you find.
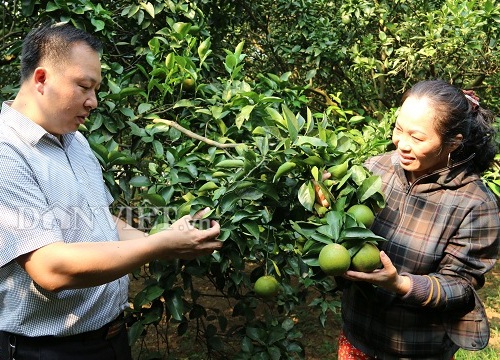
[156,207,222,259]
[17,207,222,291]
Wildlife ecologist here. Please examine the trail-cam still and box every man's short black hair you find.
[20,23,102,83]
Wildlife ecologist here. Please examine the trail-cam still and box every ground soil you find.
[129,262,500,360]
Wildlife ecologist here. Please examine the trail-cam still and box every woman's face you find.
[392,96,458,182]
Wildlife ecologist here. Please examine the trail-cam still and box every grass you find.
[455,347,499,360]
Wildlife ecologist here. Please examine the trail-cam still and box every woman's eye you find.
[79,85,90,90]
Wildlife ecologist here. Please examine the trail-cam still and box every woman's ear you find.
[450,134,463,152]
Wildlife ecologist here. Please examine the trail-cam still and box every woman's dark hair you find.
[20,22,102,83]
[401,79,497,174]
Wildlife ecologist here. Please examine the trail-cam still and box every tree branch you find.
[304,87,338,107]
[152,119,244,148]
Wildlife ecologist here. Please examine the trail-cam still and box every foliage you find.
[1,0,499,358]
[200,0,500,114]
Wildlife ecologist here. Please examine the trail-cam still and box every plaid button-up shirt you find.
[342,151,499,359]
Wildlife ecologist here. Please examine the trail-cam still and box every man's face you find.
[37,42,101,136]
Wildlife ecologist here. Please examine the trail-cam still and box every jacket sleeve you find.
[401,197,499,311]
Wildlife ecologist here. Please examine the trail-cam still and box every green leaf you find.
[89,143,108,163]
[165,289,184,322]
[119,107,136,120]
[91,18,105,32]
[173,99,194,108]
[142,193,166,206]
[282,318,295,331]
[127,321,144,346]
[298,181,315,212]
[21,0,35,16]
[234,41,245,59]
[173,22,190,35]
[246,327,267,345]
[235,105,255,129]
[89,113,103,132]
[107,79,121,94]
[282,105,298,142]
[138,103,153,114]
[295,136,328,147]
[140,1,155,18]
[271,259,281,277]
[242,221,260,240]
[142,301,163,324]
[152,140,164,157]
[265,107,286,128]
[198,38,211,60]
[341,227,386,242]
[46,2,60,12]
[241,336,254,353]
[126,121,146,137]
[323,211,343,240]
[268,345,282,360]
[138,285,164,306]
[357,175,382,202]
[273,161,296,182]
[129,175,151,187]
[219,193,240,214]
[225,54,237,71]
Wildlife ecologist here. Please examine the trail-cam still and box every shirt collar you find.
[1,101,75,148]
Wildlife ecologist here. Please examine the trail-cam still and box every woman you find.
[335,80,499,359]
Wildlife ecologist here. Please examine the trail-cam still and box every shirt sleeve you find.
[0,144,64,267]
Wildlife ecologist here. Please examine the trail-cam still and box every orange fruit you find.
[183,78,195,90]
[318,243,351,276]
[254,276,280,298]
[351,243,381,272]
[347,204,375,227]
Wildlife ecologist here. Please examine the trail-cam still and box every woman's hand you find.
[342,251,411,295]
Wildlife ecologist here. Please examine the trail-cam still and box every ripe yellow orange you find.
[254,275,280,298]
[183,78,195,90]
[318,243,351,276]
[347,204,375,227]
[351,243,381,272]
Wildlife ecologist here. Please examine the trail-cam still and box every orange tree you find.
[1,0,498,359]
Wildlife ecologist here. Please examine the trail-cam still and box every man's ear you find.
[33,67,47,95]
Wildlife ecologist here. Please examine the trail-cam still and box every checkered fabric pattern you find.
[0,102,129,337]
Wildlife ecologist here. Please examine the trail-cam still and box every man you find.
[0,23,221,359]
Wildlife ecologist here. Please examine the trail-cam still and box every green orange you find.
[347,204,375,227]
[254,276,280,298]
[318,243,351,276]
[351,243,381,272]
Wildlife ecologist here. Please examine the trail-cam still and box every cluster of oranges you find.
[319,204,381,276]
[252,163,383,299]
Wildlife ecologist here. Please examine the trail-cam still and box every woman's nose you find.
[397,138,411,151]
[393,134,411,151]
